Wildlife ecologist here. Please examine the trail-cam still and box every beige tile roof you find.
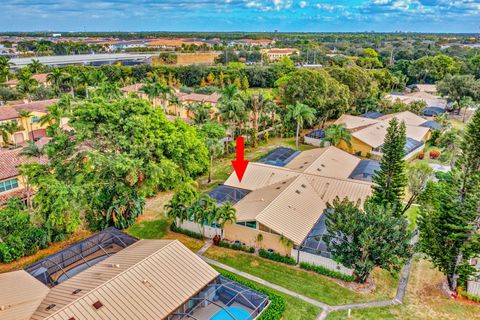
[224,162,300,190]
[179,92,220,104]
[33,240,218,320]
[379,110,428,127]
[225,147,373,244]
[286,146,361,179]
[334,114,380,130]
[255,175,327,245]
[384,93,447,109]
[412,84,437,93]
[353,121,430,148]
[234,178,297,222]
[0,270,49,320]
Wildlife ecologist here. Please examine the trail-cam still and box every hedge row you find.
[219,270,286,320]
[462,291,480,303]
[259,249,296,265]
[217,240,255,253]
[299,262,355,282]
[170,224,205,240]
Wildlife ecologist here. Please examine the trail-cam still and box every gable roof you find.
[32,240,218,320]
[225,147,373,245]
[178,92,220,104]
[379,111,428,127]
[4,74,49,86]
[334,114,380,131]
[0,99,57,121]
[285,146,361,179]
[0,270,49,320]
[0,147,49,180]
[120,83,145,93]
[352,121,430,148]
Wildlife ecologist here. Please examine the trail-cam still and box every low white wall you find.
[291,249,354,276]
[304,136,330,147]
[176,219,222,239]
[467,281,480,297]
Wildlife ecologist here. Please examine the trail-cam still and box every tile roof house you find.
[187,146,373,262]
[0,230,269,320]
[4,74,49,88]
[334,111,432,159]
[0,137,49,206]
[0,99,57,145]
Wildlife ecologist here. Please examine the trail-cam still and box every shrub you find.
[219,271,286,320]
[170,223,204,240]
[299,262,355,282]
[417,150,425,159]
[217,240,255,253]
[429,149,441,159]
[259,249,296,265]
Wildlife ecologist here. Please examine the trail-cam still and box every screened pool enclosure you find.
[257,147,299,167]
[25,227,138,287]
[168,276,269,320]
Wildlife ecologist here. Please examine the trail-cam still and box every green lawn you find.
[127,219,170,239]
[327,306,399,320]
[214,266,321,320]
[205,246,398,306]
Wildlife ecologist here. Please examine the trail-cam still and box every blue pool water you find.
[210,307,251,320]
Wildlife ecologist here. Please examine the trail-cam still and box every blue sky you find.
[1,0,479,33]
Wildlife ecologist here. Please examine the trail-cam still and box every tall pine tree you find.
[370,118,407,215]
[419,109,480,291]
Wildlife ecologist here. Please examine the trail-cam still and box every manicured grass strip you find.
[299,262,355,282]
[127,219,170,239]
[205,246,398,305]
[214,266,320,320]
[326,306,399,320]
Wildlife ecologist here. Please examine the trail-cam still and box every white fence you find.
[467,281,480,297]
[176,219,222,239]
[291,249,354,276]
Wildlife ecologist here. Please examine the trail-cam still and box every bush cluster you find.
[170,223,205,240]
[429,149,441,159]
[217,240,255,253]
[299,262,355,282]
[258,249,296,265]
[219,271,286,320]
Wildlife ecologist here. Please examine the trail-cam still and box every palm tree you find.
[17,72,39,102]
[285,102,316,149]
[191,102,212,125]
[17,109,33,141]
[63,73,78,98]
[28,59,44,74]
[205,134,225,183]
[0,56,13,82]
[219,84,247,141]
[168,94,182,117]
[94,82,122,100]
[164,199,188,227]
[0,120,21,147]
[78,71,92,99]
[20,140,43,157]
[244,93,272,147]
[217,201,236,230]
[324,124,352,148]
[90,70,108,87]
[47,68,68,94]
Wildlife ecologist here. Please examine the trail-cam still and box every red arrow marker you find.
[231,136,249,182]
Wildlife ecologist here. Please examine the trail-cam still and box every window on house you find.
[0,178,19,193]
[31,116,40,123]
[236,221,257,229]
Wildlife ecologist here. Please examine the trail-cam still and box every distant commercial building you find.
[261,48,299,61]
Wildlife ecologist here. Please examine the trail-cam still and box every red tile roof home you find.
[267,48,298,54]
[4,74,49,86]
[0,147,48,181]
[0,106,20,121]
[178,92,220,104]
[11,99,57,113]
[120,83,145,93]
[0,99,57,121]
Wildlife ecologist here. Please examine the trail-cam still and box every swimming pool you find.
[210,307,251,320]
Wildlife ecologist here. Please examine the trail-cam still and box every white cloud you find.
[299,1,307,8]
